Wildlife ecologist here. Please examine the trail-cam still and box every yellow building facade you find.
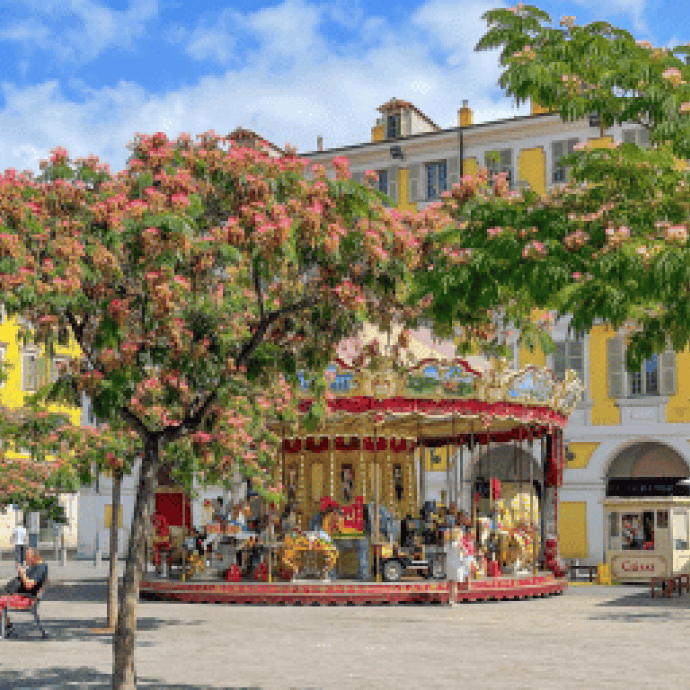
[0,312,82,550]
[302,98,681,570]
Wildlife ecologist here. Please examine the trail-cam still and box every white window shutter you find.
[607,336,625,398]
[21,354,28,391]
[638,128,650,148]
[447,156,460,191]
[387,167,398,202]
[660,350,676,396]
[408,164,421,202]
[402,111,412,136]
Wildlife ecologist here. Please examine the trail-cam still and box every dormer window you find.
[387,114,402,139]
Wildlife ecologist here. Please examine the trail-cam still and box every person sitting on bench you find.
[0,548,48,635]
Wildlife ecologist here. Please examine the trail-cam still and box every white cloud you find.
[0,0,530,177]
[0,0,159,64]
[567,0,649,34]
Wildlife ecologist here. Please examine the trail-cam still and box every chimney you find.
[458,100,473,127]
[317,135,323,152]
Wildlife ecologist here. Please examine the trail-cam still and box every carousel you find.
[140,324,584,605]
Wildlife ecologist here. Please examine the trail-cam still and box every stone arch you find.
[473,443,543,483]
[604,440,690,480]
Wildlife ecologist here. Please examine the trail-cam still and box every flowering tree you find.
[0,131,437,687]
[476,4,690,156]
[412,5,690,372]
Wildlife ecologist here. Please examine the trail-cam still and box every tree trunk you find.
[112,437,159,689]
[107,470,122,630]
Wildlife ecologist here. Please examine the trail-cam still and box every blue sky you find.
[0,0,686,177]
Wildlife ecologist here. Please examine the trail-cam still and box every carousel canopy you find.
[291,323,584,437]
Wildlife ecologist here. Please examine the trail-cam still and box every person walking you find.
[12,521,27,566]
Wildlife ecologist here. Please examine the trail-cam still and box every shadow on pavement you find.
[2,615,203,646]
[42,582,110,604]
[587,586,690,620]
[0,667,260,689]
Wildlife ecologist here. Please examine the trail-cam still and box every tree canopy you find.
[414,4,690,371]
[0,130,442,687]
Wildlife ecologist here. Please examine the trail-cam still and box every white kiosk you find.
[603,496,690,582]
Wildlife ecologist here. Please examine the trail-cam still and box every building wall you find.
[300,103,680,570]
[0,313,82,550]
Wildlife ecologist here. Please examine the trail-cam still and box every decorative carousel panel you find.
[506,366,556,405]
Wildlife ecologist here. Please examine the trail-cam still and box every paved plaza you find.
[0,557,688,689]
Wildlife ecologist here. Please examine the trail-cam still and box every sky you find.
[0,0,687,178]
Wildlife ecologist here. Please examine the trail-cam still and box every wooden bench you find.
[1,580,49,639]
[650,575,689,599]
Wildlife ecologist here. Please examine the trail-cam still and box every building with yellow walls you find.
[300,98,688,570]
[0,311,82,551]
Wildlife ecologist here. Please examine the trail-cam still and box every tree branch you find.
[254,262,265,321]
[236,295,319,368]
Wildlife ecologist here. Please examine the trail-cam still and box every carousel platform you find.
[139,572,566,606]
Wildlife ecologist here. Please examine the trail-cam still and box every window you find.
[377,169,388,195]
[629,354,658,396]
[622,128,650,148]
[21,352,40,392]
[673,511,689,551]
[426,161,447,199]
[607,336,676,398]
[621,513,644,550]
[554,332,585,400]
[551,138,579,182]
[387,114,401,139]
[484,150,513,186]
[657,510,669,529]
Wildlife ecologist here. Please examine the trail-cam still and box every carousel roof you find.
[293,324,585,435]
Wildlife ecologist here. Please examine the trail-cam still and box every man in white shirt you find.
[12,523,27,565]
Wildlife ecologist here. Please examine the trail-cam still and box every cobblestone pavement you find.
[0,560,688,689]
